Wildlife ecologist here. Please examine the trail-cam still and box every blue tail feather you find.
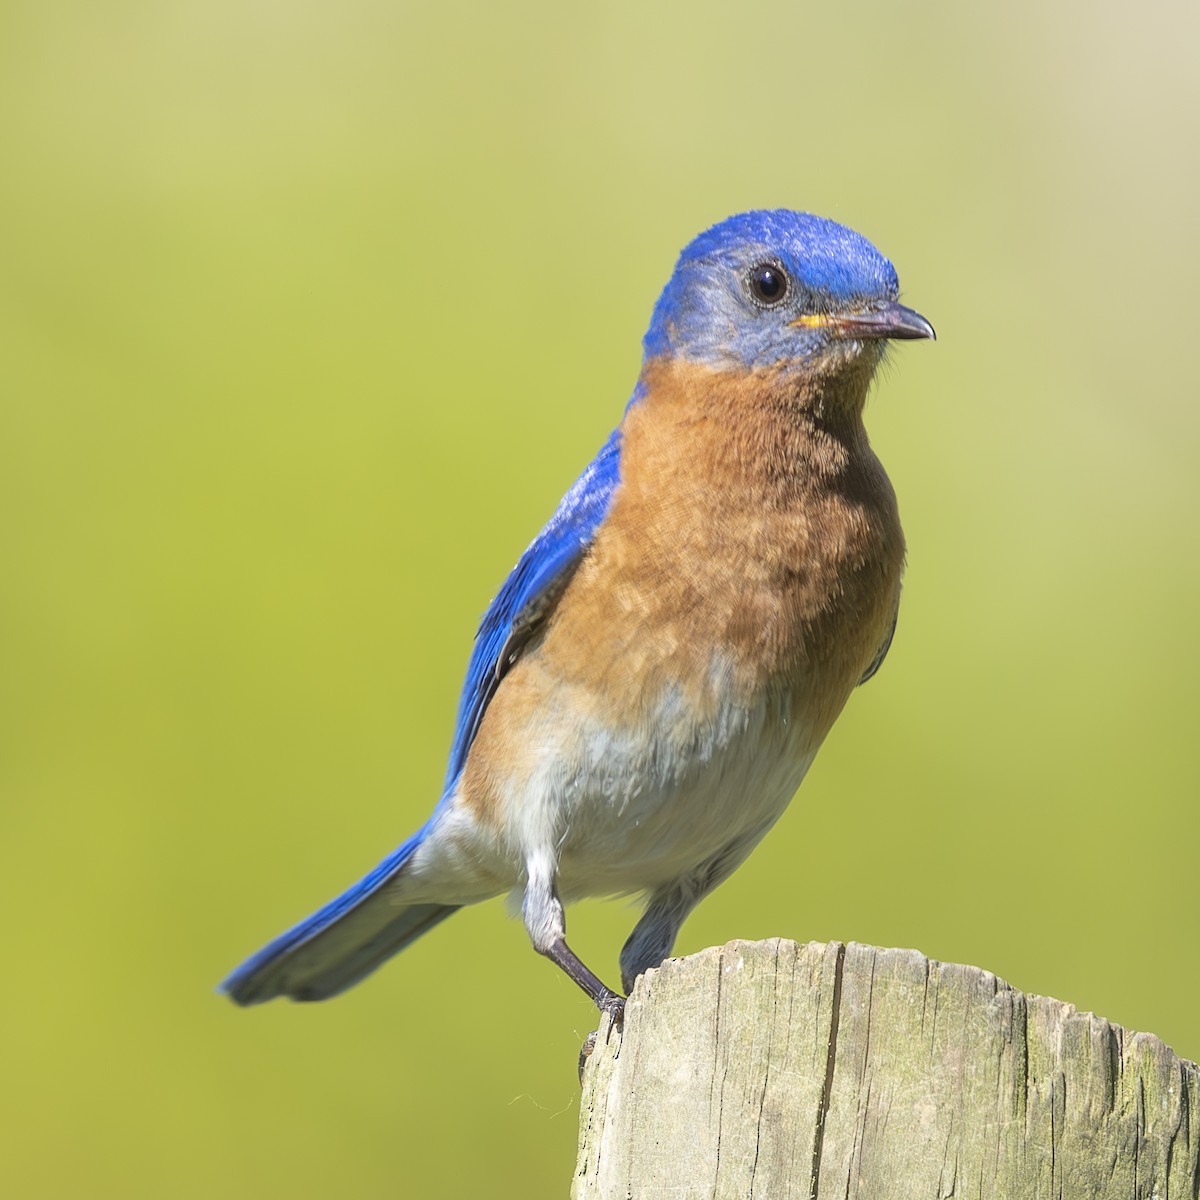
[221,822,458,1005]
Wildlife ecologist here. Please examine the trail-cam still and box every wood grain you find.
[574,940,1199,1199]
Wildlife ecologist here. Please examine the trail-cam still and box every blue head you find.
[642,210,933,374]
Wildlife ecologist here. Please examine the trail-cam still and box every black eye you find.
[748,262,789,306]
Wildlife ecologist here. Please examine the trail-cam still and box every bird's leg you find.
[544,937,625,1014]
[523,860,624,1014]
[619,887,693,995]
[619,838,759,993]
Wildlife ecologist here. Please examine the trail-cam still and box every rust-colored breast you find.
[548,358,903,719]
[460,356,905,820]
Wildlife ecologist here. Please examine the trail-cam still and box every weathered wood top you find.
[575,940,1198,1199]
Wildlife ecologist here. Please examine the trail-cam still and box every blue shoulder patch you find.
[442,427,623,790]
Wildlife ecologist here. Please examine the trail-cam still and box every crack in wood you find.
[808,941,846,1200]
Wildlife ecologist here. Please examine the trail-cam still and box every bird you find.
[221,209,934,1014]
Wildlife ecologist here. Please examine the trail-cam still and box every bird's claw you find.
[598,992,626,1021]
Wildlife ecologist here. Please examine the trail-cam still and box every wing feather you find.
[442,428,622,788]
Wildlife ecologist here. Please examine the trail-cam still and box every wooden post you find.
[574,940,1199,1199]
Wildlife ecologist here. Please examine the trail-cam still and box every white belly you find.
[404,677,831,907]
[514,683,821,900]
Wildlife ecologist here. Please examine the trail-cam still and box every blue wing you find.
[443,426,623,790]
[220,426,624,1005]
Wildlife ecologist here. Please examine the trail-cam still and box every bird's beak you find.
[791,301,936,342]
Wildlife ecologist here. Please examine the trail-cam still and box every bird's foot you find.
[597,990,626,1020]
[578,993,625,1083]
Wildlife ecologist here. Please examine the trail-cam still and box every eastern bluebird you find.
[222,209,934,1014]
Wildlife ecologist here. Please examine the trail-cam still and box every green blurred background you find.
[2,1,1197,1195]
